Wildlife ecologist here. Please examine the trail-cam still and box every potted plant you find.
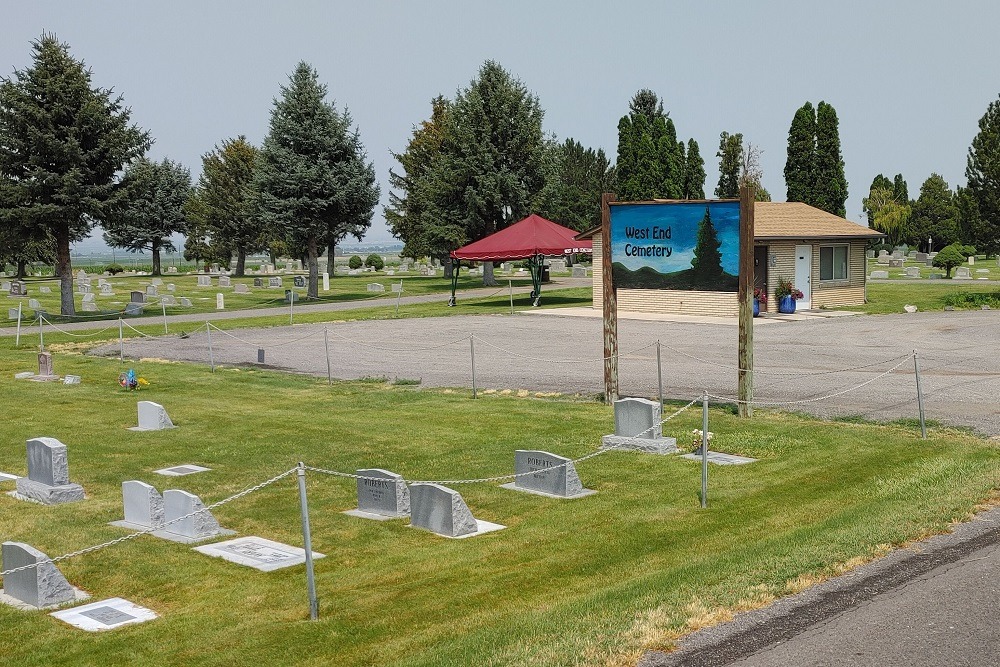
[774,277,804,314]
[753,286,767,317]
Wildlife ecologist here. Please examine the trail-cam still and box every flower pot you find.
[778,295,796,314]
[753,298,760,317]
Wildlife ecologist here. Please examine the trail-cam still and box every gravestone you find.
[130,291,145,304]
[905,267,920,278]
[293,276,305,288]
[1,280,11,291]
[346,468,409,519]
[367,283,385,292]
[386,270,395,276]
[253,277,263,288]
[8,308,19,319]
[77,283,91,294]
[179,297,192,307]
[151,278,163,286]
[153,464,211,477]
[954,267,972,279]
[268,277,282,288]
[409,483,480,537]
[915,252,928,262]
[81,302,98,312]
[572,266,587,278]
[218,276,231,288]
[194,536,325,572]
[548,259,567,272]
[216,293,224,310]
[876,254,890,265]
[888,259,904,268]
[37,351,55,378]
[117,481,164,529]
[160,295,177,306]
[160,489,227,541]
[391,282,403,294]
[1,542,75,608]
[501,450,595,498]
[14,437,85,504]
[209,263,221,274]
[891,250,904,260]
[130,401,175,431]
[601,398,677,454]
[28,298,40,309]
[10,281,27,296]
[968,256,976,265]
[197,275,211,286]
[39,285,51,293]
[284,290,299,303]
[63,375,80,384]
[167,266,178,273]
[234,283,249,294]
[97,278,109,287]
[145,285,158,297]
[322,272,329,291]
[75,270,87,281]
[348,269,360,276]
[100,283,113,296]
[124,303,143,316]
[82,293,95,303]
[50,597,157,631]
[166,283,175,292]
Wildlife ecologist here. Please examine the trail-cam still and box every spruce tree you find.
[892,174,909,203]
[965,94,1000,255]
[814,102,848,216]
[0,34,150,315]
[908,174,959,250]
[784,102,816,204]
[690,206,724,286]
[684,138,706,199]
[615,90,687,200]
[715,132,743,198]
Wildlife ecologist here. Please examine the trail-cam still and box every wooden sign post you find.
[601,193,619,404]
[737,185,755,417]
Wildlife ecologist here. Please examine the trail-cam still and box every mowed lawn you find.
[0,346,997,667]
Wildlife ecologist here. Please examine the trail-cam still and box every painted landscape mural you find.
[609,201,741,291]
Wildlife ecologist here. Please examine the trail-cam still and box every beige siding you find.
[592,237,868,316]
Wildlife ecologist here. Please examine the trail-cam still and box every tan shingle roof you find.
[574,201,884,241]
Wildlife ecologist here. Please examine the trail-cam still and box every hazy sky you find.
[4,1,999,244]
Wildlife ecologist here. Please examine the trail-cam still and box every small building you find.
[577,202,884,316]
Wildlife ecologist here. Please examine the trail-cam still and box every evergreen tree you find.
[690,205,723,285]
[190,136,265,276]
[715,131,743,198]
[908,174,959,251]
[892,173,909,204]
[535,138,616,231]
[863,174,893,224]
[784,102,816,204]
[964,94,1000,255]
[814,102,848,216]
[256,62,379,298]
[102,157,191,275]
[0,34,150,315]
[615,89,687,200]
[683,138,706,199]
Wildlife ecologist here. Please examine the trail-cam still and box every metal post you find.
[470,335,477,399]
[297,462,319,621]
[701,392,709,509]
[38,314,44,351]
[324,328,332,386]
[118,318,124,362]
[509,279,514,315]
[395,281,402,317]
[15,302,22,347]
[913,350,927,440]
[207,322,215,372]
[162,302,168,334]
[289,293,294,325]
[656,340,663,407]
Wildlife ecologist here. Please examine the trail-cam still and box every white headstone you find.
[100,283,113,296]
[367,283,385,292]
[216,293,224,310]
[151,278,163,286]
[120,481,164,528]
[28,298,40,309]
[322,272,329,291]
[81,302,98,312]
[268,277,282,288]
[1,542,76,608]
[145,285,158,297]
[162,489,223,540]
[166,283,175,292]
[82,293,96,303]
[131,401,175,431]
[179,297,192,307]
[14,437,85,504]
[234,283,249,294]
[160,295,177,306]
[218,276,231,287]
[197,276,211,287]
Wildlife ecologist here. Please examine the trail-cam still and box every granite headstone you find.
[1,542,75,608]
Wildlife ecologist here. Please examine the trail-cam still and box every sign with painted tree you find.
[609,200,741,291]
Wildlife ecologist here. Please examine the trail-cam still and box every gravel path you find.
[90,309,1000,435]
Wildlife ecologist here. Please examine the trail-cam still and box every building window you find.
[820,245,848,281]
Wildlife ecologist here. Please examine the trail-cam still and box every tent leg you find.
[529,256,541,307]
[448,261,460,306]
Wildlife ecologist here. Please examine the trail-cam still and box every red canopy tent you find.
[448,215,591,306]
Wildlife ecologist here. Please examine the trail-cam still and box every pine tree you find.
[892,174,909,204]
[715,132,743,198]
[965,95,1000,255]
[534,138,616,231]
[102,157,191,275]
[0,34,150,315]
[690,205,723,285]
[908,174,959,250]
[814,102,848,216]
[683,138,706,199]
[615,90,687,200]
[256,62,379,298]
[784,102,816,204]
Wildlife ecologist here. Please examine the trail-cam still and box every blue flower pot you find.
[753,298,760,317]
[778,295,796,314]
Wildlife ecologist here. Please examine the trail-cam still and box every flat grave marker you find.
[193,536,325,572]
[51,598,157,632]
[154,464,211,477]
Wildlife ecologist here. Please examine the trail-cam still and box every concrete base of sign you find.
[680,451,758,465]
[51,597,156,631]
[12,478,85,504]
[342,508,408,521]
[0,587,89,611]
[408,519,506,539]
[151,527,235,544]
[153,464,211,477]
[499,482,597,500]
[601,435,678,454]
[193,536,325,572]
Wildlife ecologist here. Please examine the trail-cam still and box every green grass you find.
[0,346,997,666]
[866,256,1000,281]
[844,281,1000,314]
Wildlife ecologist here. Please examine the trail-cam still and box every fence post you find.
[297,462,319,621]
[118,318,124,362]
[162,302,168,335]
[15,302,22,347]
[324,328,332,386]
[38,314,44,351]
[207,322,215,372]
[913,350,927,440]
[289,293,294,325]
[656,340,663,407]
[470,335,477,399]
[701,391,709,509]
[509,279,514,315]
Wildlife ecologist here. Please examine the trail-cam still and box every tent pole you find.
[448,260,460,306]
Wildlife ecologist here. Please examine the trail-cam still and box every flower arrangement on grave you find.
[690,429,714,450]
[118,369,149,391]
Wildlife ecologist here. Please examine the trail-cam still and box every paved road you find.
[88,308,1000,435]
[639,506,1000,667]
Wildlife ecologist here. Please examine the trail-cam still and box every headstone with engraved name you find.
[151,278,163,286]
[234,283,249,294]
[197,275,211,287]
[293,276,305,288]
[216,293,224,309]
[501,450,594,498]
[14,437,85,504]
[954,266,972,279]
[349,468,409,519]
[218,276,231,288]
[100,283,113,296]
[160,489,226,541]
[145,285,158,297]
[268,277,282,288]
[253,277,263,288]
[130,291,145,304]
[10,281,27,296]
[572,266,587,278]
[113,481,164,529]
[1,542,76,608]
[601,398,677,454]
[28,298,41,309]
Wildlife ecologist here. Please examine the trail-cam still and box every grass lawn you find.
[0,346,997,666]
[848,281,1000,314]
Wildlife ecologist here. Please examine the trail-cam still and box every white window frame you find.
[819,244,849,282]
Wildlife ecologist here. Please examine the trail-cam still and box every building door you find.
[795,244,812,309]
[754,245,768,310]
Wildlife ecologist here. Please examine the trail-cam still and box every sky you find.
[4,0,999,248]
